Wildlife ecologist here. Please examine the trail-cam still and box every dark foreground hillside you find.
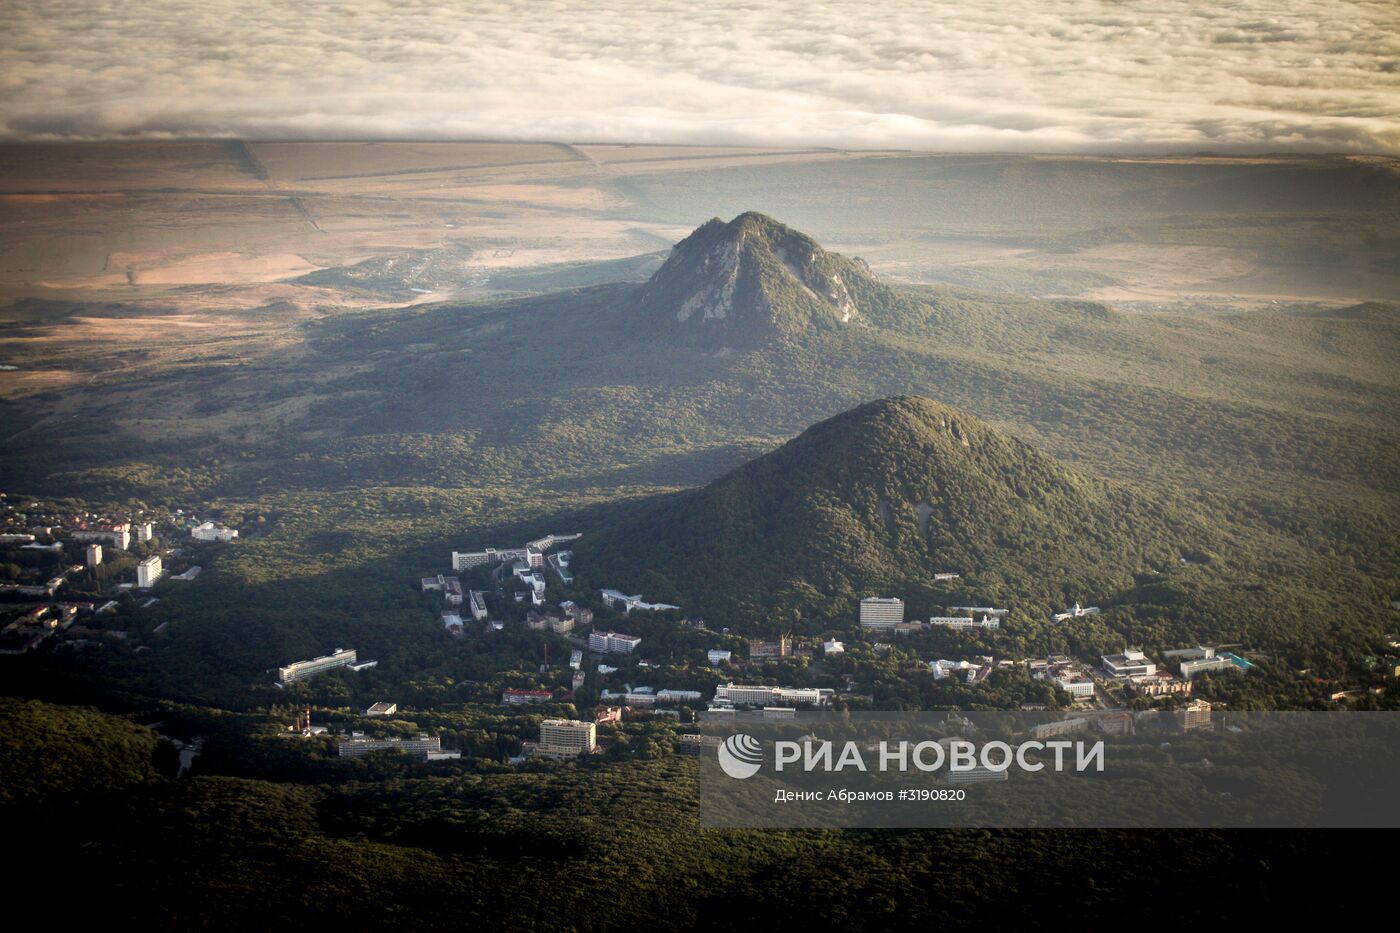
[2,697,1387,930]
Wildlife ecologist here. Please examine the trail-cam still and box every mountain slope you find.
[573,396,1204,627]
[634,211,892,346]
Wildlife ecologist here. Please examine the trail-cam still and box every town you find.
[9,502,1391,773]
[0,493,238,655]
[254,542,1298,765]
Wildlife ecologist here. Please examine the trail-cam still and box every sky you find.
[2,0,1398,153]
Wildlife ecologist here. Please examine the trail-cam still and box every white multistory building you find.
[600,588,679,614]
[538,719,597,757]
[589,631,642,654]
[859,597,904,630]
[277,648,358,684]
[136,555,163,589]
[712,683,831,708]
[930,659,976,680]
[1180,656,1233,680]
[1053,602,1100,622]
[338,734,455,759]
[929,613,1000,630]
[191,521,238,543]
[1102,650,1156,679]
[1056,676,1096,699]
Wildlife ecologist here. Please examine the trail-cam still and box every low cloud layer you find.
[3,0,1398,153]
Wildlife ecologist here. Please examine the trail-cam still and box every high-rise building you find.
[136,555,163,589]
[1179,699,1213,731]
[277,648,358,684]
[85,544,103,567]
[538,719,597,757]
[134,522,155,543]
[859,597,904,629]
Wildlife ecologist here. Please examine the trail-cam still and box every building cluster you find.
[0,603,86,655]
[421,574,465,606]
[597,686,704,707]
[444,534,580,610]
[510,559,549,607]
[450,533,581,571]
[526,608,581,634]
[0,501,223,651]
[67,519,151,550]
[1164,645,1252,680]
[427,534,597,638]
[930,657,998,687]
[859,596,1008,634]
[1095,645,1251,693]
[417,530,1263,766]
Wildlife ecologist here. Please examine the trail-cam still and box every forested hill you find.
[573,396,1208,627]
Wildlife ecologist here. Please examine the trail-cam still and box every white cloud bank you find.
[2,0,1398,152]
